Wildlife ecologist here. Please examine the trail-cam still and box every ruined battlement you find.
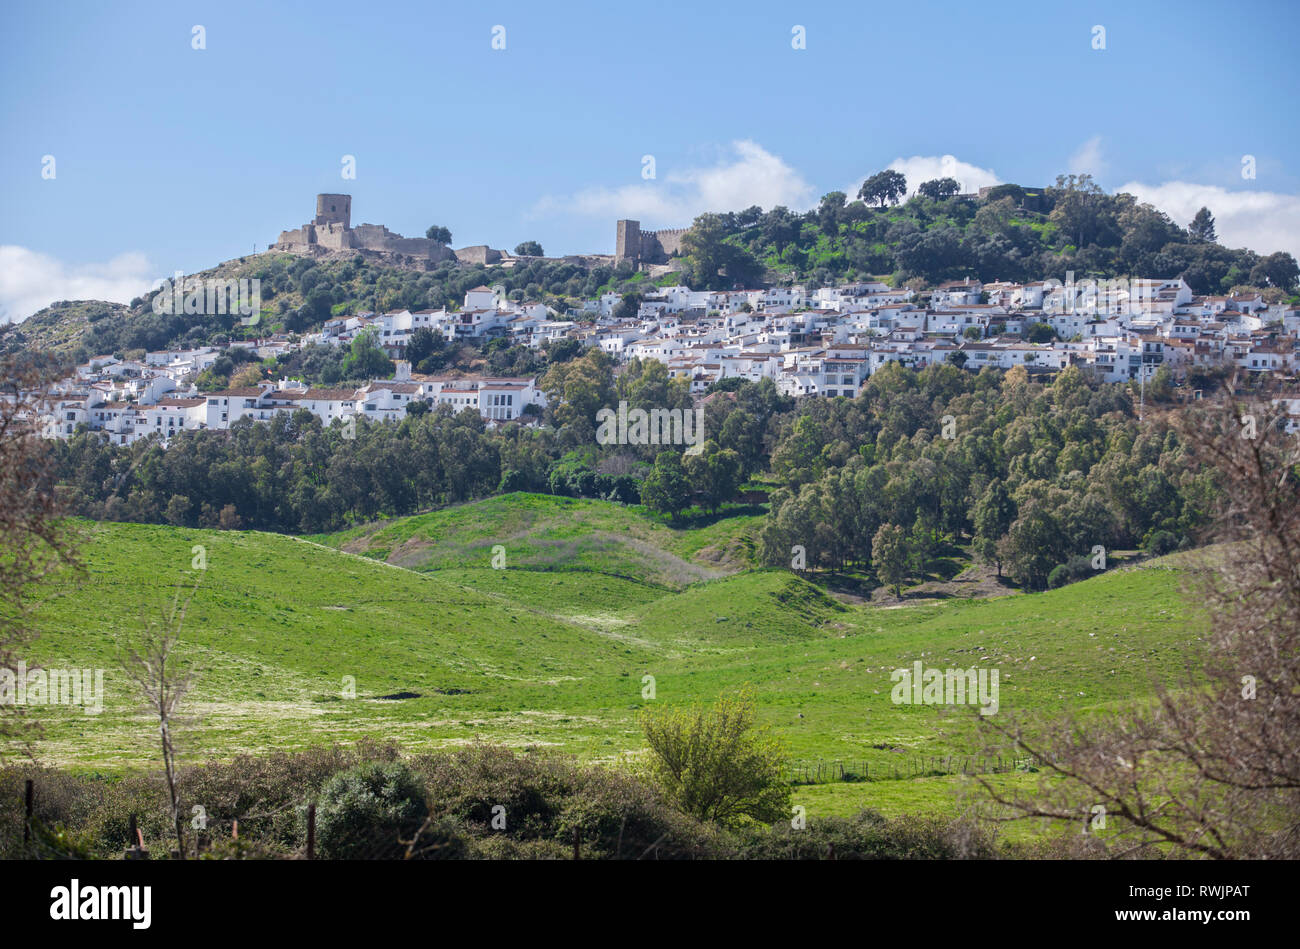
[271,195,456,263]
[614,220,687,266]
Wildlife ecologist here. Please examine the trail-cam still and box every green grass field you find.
[10,494,1206,830]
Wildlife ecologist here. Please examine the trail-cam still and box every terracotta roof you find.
[300,389,360,401]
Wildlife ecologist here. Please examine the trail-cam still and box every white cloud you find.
[854,154,1002,198]
[0,247,155,325]
[1117,181,1300,257]
[533,140,817,225]
[1067,136,1107,180]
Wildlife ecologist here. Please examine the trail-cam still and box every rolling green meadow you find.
[10,493,1206,835]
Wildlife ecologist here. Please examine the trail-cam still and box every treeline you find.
[53,407,509,534]
[680,173,1300,295]
[51,347,1217,596]
[48,348,784,533]
[756,362,1212,590]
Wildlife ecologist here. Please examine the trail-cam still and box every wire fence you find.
[789,754,1043,785]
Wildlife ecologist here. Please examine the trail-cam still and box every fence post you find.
[125,813,150,860]
[23,779,33,848]
[306,804,316,860]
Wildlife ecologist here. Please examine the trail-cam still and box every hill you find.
[14,510,1204,826]
[682,176,1299,296]
[309,492,763,590]
[0,300,129,356]
[1,249,620,362]
[9,176,1294,363]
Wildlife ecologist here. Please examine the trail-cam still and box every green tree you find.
[917,177,960,199]
[1249,252,1299,293]
[613,292,642,320]
[1188,206,1217,243]
[817,191,847,235]
[405,327,443,366]
[972,482,1015,577]
[998,501,1066,591]
[639,687,790,826]
[1048,174,1110,249]
[514,241,543,256]
[640,450,693,521]
[759,206,801,255]
[684,441,742,514]
[858,169,907,207]
[540,348,615,431]
[1025,322,1057,343]
[872,523,910,598]
[425,225,452,244]
[682,213,762,290]
[341,328,394,381]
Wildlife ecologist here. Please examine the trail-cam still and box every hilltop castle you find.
[268,197,684,272]
[270,195,503,266]
[615,219,687,266]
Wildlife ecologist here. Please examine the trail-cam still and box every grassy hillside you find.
[309,493,763,589]
[1,300,129,356]
[11,505,1205,832]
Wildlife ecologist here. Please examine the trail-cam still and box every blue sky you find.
[2,0,1298,321]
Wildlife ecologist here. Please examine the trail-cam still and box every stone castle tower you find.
[270,194,460,263]
[615,219,686,266]
[314,194,351,228]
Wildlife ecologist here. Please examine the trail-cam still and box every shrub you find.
[1048,554,1094,589]
[741,809,997,859]
[309,761,429,859]
[418,744,722,859]
[639,687,790,827]
[1143,529,1180,556]
[179,739,404,850]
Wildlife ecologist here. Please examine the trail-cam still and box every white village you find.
[32,267,1300,445]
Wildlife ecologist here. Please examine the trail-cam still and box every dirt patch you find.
[820,562,1020,607]
[868,562,1019,605]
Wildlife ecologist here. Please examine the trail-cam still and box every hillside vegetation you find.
[15,508,1202,828]
[311,492,761,588]
[7,175,1295,363]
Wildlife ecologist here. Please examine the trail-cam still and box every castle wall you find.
[316,222,352,251]
[455,245,502,266]
[615,219,685,265]
[650,228,686,258]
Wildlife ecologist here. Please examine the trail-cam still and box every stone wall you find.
[614,220,686,265]
[455,245,503,266]
[272,196,454,262]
